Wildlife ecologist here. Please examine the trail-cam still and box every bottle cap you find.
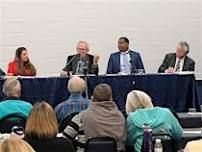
[156,139,161,143]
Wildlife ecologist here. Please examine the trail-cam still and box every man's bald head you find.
[68,76,86,94]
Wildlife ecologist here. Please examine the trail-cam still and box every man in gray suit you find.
[158,41,195,73]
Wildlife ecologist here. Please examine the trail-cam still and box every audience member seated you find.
[0,78,32,120]
[125,90,183,152]
[0,138,35,152]
[55,76,90,124]
[7,47,36,76]
[184,139,202,152]
[25,101,74,152]
[62,83,126,152]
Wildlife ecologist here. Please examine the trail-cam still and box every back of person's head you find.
[125,90,154,113]
[25,101,58,139]
[0,138,35,152]
[92,83,112,102]
[68,76,86,94]
[3,78,21,98]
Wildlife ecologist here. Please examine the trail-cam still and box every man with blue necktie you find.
[107,37,145,74]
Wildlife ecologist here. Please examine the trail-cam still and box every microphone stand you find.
[83,66,89,99]
[64,54,78,77]
[129,60,136,74]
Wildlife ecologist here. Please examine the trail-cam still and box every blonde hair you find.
[3,78,21,97]
[68,76,86,94]
[25,101,58,139]
[0,139,35,152]
[125,90,153,113]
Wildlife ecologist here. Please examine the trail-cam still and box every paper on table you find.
[175,71,194,75]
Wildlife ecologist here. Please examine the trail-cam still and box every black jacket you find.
[63,54,98,75]
[158,53,195,73]
[25,137,74,152]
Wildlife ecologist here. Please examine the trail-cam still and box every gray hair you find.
[76,41,89,51]
[3,78,21,97]
[68,76,86,94]
[125,90,153,113]
[178,41,189,53]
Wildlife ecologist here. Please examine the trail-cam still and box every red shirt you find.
[7,61,32,76]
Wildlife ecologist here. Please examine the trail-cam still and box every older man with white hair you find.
[0,78,32,119]
[158,41,195,73]
[54,76,90,124]
[60,41,99,76]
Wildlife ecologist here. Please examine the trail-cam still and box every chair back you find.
[152,134,176,152]
[0,113,26,133]
[59,112,79,132]
[84,136,117,152]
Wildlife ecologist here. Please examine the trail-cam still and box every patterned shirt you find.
[54,94,90,124]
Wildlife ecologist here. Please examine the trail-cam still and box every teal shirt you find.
[127,107,183,152]
[0,99,32,119]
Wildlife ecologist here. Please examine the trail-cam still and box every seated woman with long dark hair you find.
[7,47,36,76]
[25,101,74,152]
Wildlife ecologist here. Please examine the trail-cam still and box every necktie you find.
[175,60,181,72]
[123,53,131,73]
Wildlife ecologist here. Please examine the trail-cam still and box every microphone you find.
[129,60,135,73]
[129,60,132,64]
[63,54,79,76]
[65,54,79,69]
[130,60,145,74]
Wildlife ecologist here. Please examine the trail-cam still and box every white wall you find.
[0,2,3,63]
[0,0,201,76]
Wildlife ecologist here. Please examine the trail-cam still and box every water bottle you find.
[141,125,153,152]
[154,139,163,152]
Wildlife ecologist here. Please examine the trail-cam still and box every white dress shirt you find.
[120,50,131,74]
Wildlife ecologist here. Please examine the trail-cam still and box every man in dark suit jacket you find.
[61,41,99,76]
[107,37,145,74]
[158,41,195,73]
